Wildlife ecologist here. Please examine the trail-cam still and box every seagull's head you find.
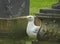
[27,16,34,21]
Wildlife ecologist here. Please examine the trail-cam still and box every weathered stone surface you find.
[0,16,28,38]
[37,18,60,41]
[40,9,60,14]
[0,0,29,18]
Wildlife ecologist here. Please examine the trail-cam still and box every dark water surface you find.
[38,41,60,44]
[0,38,60,44]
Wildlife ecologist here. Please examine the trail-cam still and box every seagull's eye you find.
[29,17,31,18]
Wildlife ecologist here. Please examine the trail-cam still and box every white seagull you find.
[26,16,40,38]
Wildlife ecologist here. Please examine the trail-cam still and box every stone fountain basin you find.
[0,16,28,38]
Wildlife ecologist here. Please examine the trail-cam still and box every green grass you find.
[30,0,58,15]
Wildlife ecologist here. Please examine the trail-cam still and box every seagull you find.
[26,16,41,38]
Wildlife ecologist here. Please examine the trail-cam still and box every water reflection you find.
[0,38,60,44]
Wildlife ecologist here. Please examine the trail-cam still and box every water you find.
[0,38,59,44]
[38,41,60,44]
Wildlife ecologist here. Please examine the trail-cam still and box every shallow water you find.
[0,38,60,44]
[38,41,60,44]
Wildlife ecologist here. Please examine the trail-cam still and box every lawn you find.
[30,0,58,15]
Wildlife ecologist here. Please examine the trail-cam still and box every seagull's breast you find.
[27,22,35,36]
